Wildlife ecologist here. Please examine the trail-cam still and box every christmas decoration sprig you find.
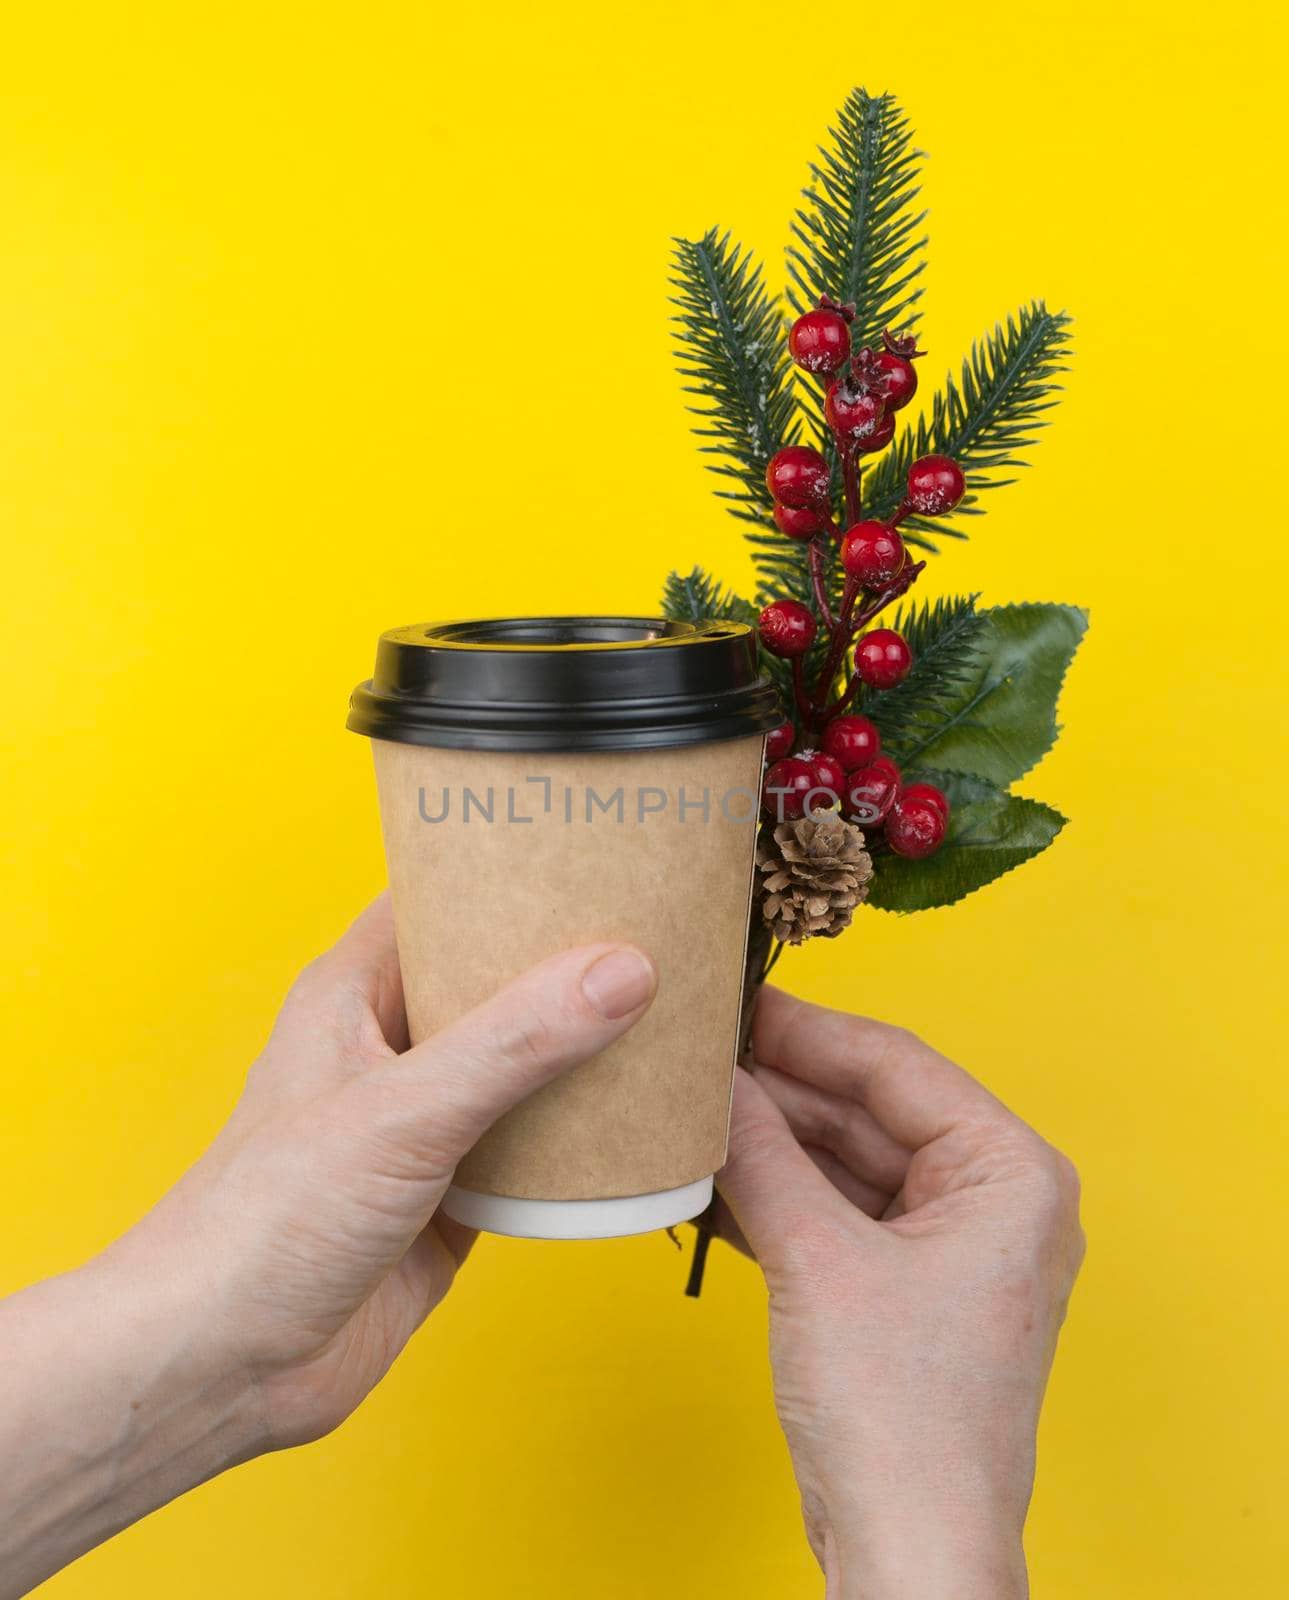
[663,87,1086,953]
[665,87,1086,1297]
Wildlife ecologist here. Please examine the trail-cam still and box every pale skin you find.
[0,897,1082,1598]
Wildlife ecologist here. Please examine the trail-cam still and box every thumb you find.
[717,1068,857,1277]
[356,942,657,1176]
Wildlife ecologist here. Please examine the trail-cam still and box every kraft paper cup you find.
[347,616,781,1239]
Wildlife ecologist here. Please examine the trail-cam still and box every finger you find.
[750,1062,910,1193]
[753,985,1012,1149]
[347,896,411,1050]
[716,1069,860,1277]
[708,1138,888,1251]
[801,1144,892,1219]
[356,942,657,1173]
[284,896,412,1056]
[375,1221,465,1343]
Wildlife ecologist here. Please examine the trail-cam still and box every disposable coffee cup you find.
[347,616,781,1239]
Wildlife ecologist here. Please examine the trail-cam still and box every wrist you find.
[822,1502,1027,1600]
[0,1247,267,1598]
[89,1238,272,1465]
[827,1542,1027,1600]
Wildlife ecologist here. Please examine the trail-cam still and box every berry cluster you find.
[763,715,950,859]
[756,308,969,861]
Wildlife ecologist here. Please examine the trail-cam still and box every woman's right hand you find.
[716,987,1085,1599]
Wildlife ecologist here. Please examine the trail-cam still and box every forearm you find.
[0,1251,264,1599]
[825,1523,1027,1600]
[819,1478,1029,1600]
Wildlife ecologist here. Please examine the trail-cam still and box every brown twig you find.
[811,574,861,713]
[815,559,928,719]
[790,657,813,722]
[841,440,861,528]
[848,559,926,636]
[808,537,835,630]
[822,670,862,718]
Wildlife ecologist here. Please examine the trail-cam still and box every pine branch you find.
[660,566,759,626]
[865,303,1073,550]
[659,567,792,710]
[890,592,985,660]
[784,89,927,543]
[670,230,799,521]
[787,89,928,353]
[863,594,988,757]
[743,521,847,611]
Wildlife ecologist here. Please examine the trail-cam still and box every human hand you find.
[1,896,658,1595]
[104,895,657,1451]
[714,988,1084,1600]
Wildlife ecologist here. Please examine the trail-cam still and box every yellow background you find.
[1,4,1285,1595]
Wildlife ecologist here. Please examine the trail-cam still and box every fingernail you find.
[581,948,657,1020]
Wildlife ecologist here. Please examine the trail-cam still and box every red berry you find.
[821,714,881,772]
[886,797,947,859]
[765,720,796,763]
[877,352,918,411]
[855,628,912,689]
[762,757,816,820]
[900,782,950,823]
[844,761,901,826]
[856,411,896,455]
[825,379,886,442]
[880,329,924,408]
[789,307,852,376]
[773,501,833,541]
[907,455,965,516]
[841,522,905,587]
[758,599,817,658]
[801,750,845,803]
[766,446,831,511]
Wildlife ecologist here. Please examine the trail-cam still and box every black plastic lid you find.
[346,616,782,752]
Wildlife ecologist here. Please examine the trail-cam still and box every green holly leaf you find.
[879,603,1087,783]
[867,770,1066,912]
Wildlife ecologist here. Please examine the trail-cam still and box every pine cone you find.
[756,811,873,945]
